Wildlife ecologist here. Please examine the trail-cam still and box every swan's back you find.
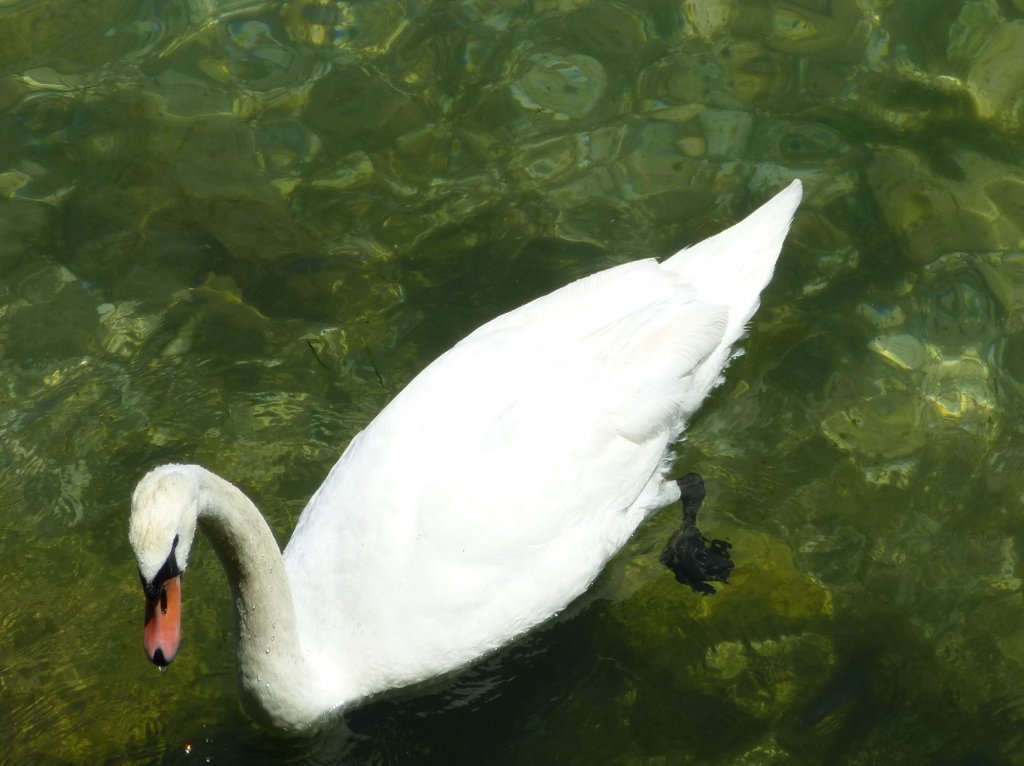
[284,181,802,704]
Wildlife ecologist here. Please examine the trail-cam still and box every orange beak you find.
[143,574,181,666]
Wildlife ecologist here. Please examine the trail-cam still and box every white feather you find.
[284,180,802,702]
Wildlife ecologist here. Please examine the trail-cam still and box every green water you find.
[3,0,1024,762]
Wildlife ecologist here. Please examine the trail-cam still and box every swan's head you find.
[129,465,200,667]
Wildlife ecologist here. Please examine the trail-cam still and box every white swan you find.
[129,180,802,730]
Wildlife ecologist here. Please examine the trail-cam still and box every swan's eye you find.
[140,534,182,599]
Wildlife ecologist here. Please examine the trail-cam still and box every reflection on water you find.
[3,0,1024,763]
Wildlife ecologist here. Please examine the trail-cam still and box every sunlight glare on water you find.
[3,0,1024,763]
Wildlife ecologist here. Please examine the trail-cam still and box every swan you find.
[129,180,802,730]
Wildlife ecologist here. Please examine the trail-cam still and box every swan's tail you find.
[662,180,802,339]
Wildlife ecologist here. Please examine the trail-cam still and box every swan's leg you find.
[658,472,734,595]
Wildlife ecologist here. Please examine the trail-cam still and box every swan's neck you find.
[192,467,327,729]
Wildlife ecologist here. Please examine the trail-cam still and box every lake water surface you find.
[3,0,1024,763]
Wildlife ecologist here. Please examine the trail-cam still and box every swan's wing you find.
[285,259,731,690]
[664,178,800,340]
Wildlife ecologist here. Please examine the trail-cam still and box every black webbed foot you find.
[659,473,734,595]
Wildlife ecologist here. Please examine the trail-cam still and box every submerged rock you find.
[866,146,1024,264]
[949,0,1024,127]
[608,513,834,721]
[509,50,607,121]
